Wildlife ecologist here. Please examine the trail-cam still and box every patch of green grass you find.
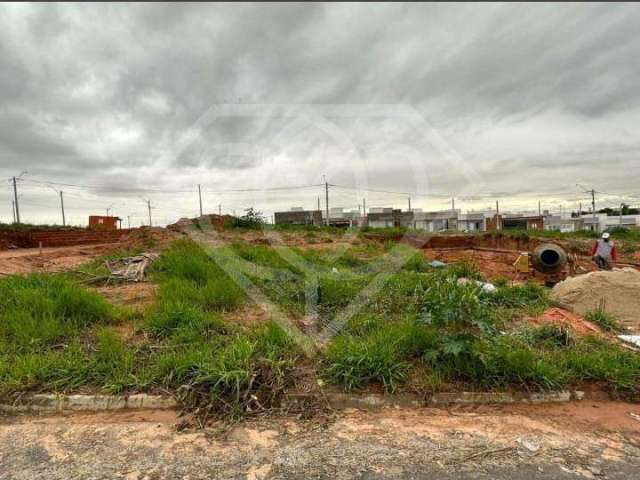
[487,282,549,312]
[144,300,227,340]
[149,321,299,417]
[324,322,417,391]
[0,328,139,395]
[585,307,624,332]
[230,242,300,273]
[559,336,640,395]
[447,261,482,280]
[153,239,245,311]
[0,274,115,350]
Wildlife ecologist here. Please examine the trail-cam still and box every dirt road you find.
[1,402,639,479]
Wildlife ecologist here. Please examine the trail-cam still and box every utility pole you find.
[591,189,596,232]
[496,200,499,214]
[408,197,411,211]
[620,203,624,226]
[362,198,366,215]
[218,204,222,216]
[538,200,541,216]
[198,184,203,217]
[12,176,20,224]
[452,198,455,210]
[59,190,66,226]
[325,181,329,226]
[147,200,152,227]
[317,197,320,212]
[576,184,597,231]
[11,200,16,223]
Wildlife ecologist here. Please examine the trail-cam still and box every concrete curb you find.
[0,394,177,413]
[285,390,584,410]
[0,390,584,414]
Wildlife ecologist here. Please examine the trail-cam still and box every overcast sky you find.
[1,3,639,225]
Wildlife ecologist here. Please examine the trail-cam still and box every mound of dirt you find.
[167,214,235,233]
[532,307,601,336]
[551,268,640,330]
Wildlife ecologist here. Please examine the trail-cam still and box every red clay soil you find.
[532,307,602,336]
[0,228,179,276]
[422,248,524,281]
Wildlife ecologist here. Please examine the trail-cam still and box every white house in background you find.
[578,213,640,232]
[544,215,584,233]
[457,212,488,232]
[413,209,459,232]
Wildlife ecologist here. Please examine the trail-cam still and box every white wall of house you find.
[368,220,393,228]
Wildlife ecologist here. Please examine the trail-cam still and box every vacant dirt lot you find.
[0,243,128,276]
[1,401,639,479]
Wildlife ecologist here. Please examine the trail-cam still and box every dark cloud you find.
[0,3,639,224]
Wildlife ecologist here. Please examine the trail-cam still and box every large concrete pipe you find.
[531,243,567,275]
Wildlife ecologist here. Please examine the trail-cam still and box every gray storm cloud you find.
[0,3,638,225]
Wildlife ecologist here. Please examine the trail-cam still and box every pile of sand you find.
[551,268,640,330]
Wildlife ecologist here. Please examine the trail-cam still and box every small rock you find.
[587,466,603,476]
[516,437,541,453]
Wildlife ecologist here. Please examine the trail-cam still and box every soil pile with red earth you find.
[167,214,236,233]
[532,307,602,336]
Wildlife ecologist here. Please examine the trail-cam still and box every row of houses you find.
[274,207,640,233]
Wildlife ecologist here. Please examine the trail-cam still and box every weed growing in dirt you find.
[585,306,624,332]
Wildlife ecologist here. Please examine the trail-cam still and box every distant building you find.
[457,212,487,232]
[274,209,323,226]
[367,208,414,228]
[413,209,458,232]
[544,215,584,233]
[326,207,362,227]
[579,213,640,232]
[488,214,544,231]
[88,215,120,230]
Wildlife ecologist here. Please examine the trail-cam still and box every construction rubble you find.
[105,253,158,282]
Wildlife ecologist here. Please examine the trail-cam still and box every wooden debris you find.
[105,253,158,282]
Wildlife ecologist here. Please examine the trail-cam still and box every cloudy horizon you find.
[1,3,639,226]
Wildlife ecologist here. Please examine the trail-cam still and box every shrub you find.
[417,276,493,334]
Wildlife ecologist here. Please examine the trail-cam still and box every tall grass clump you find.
[152,239,245,311]
[149,321,299,418]
[0,274,115,349]
[585,305,623,332]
